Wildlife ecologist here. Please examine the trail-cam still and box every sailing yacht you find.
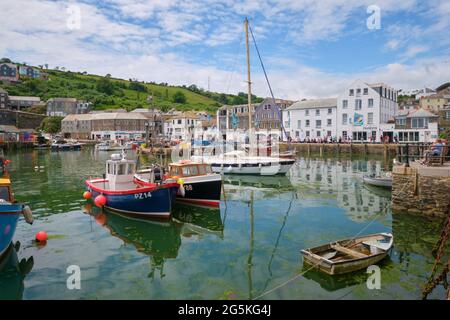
[191,18,295,176]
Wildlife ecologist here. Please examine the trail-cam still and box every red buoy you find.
[36,231,48,242]
[94,194,107,207]
[83,191,92,199]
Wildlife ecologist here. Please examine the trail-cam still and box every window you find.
[342,131,347,140]
[367,113,373,124]
[118,164,126,175]
[349,89,354,96]
[328,108,332,114]
[355,99,362,110]
[316,120,321,128]
[368,99,374,108]
[306,131,310,137]
[412,118,427,128]
[0,186,10,201]
[317,131,321,137]
[178,119,182,124]
[356,88,361,95]
[363,88,368,95]
[297,120,301,129]
[327,119,332,126]
[306,120,310,127]
[445,111,450,119]
[396,118,406,125]
[295,131,299,137]
[316,109,320,116]
[189,165,199,176]
[327,131,332,137]
[342,113,348,125]
[342,100,348,109]
[305,109,309,116]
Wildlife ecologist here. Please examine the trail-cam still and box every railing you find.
[396,143,450,167]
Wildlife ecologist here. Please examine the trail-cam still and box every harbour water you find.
[1,148,447,299]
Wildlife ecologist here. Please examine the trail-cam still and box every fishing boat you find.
[363,173,392,188]
[300,233,393,275]
[135,160,222,208]
[85,152,179,219]
[0,176,33,259]
[51,139,82,151]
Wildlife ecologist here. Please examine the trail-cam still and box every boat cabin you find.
[0,178,13,203]
[106,153,136,189]
[168,161,213,178]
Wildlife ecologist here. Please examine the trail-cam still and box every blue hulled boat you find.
[0,176,33,259]
[85,153,179,219]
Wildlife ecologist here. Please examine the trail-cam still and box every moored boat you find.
[85,153,179,219]
[300,233,393,275]
[363,174,392,188]
[0,175,33,259]
[95,140,132,151]
[135,160,222,208]
[51,139,82,151]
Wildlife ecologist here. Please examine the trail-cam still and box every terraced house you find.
[0,62,19,82]
[254,98,295,130]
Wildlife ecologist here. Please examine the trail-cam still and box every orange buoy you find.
[95,213,107,226]
[94,194,107,207]
[36,231,48,242]
[83,191,92,199]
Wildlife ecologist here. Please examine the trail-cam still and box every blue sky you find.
[0,0,449,99]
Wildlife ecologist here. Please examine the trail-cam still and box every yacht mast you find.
[245,18,252,151]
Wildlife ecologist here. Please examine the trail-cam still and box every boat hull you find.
[363,176,392,188]
[210,160,295,175]
[0,204,22,259]
[87,181,178,219]
[176,176,222,207]
[300,233,393,275]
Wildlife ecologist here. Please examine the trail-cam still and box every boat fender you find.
[177,178,185,197]
[259,163,262,169]
[226,166,232,172]
[22,205,33,225]
[238,163,242,169]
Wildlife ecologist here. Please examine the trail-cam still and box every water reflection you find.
[289,157,391,223]
[0,242,34,300]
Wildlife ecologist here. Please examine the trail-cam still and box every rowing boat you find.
[300,233,393,275]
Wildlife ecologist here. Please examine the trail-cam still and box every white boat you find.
[192,150,295,175]
[363,173,392,188]
[95,141,132,151]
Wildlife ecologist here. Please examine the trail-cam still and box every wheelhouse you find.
[0,178,13,202]
[168,162,213,177]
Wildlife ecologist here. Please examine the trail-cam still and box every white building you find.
[283,98,337,141]
[337,80,398,142]
[164,111,202,141]
[392,108,439,143]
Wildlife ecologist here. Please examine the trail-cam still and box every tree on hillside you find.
[218,93,228,104]
[129,81,148,92]
[96,78,114,95]
[173,91,186,103]
[39,117,63,134]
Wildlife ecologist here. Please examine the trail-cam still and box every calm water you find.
[0,148,447,300]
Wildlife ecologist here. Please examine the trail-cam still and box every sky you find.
[0,0,449,100]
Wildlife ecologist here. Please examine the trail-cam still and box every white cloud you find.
[0,0,448,101]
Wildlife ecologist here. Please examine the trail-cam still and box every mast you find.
[245,18,252,151]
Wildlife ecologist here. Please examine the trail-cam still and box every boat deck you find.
[88,179,157,191]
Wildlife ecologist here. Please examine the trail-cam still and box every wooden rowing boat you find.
[362,175,392,188]
[300,233,393,275]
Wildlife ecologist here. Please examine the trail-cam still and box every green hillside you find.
[1,65,263,114]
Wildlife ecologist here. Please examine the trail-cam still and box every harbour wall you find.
[280,142,397,157]
[391,163,450,219]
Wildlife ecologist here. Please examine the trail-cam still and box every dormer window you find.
[349,89,354,96]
